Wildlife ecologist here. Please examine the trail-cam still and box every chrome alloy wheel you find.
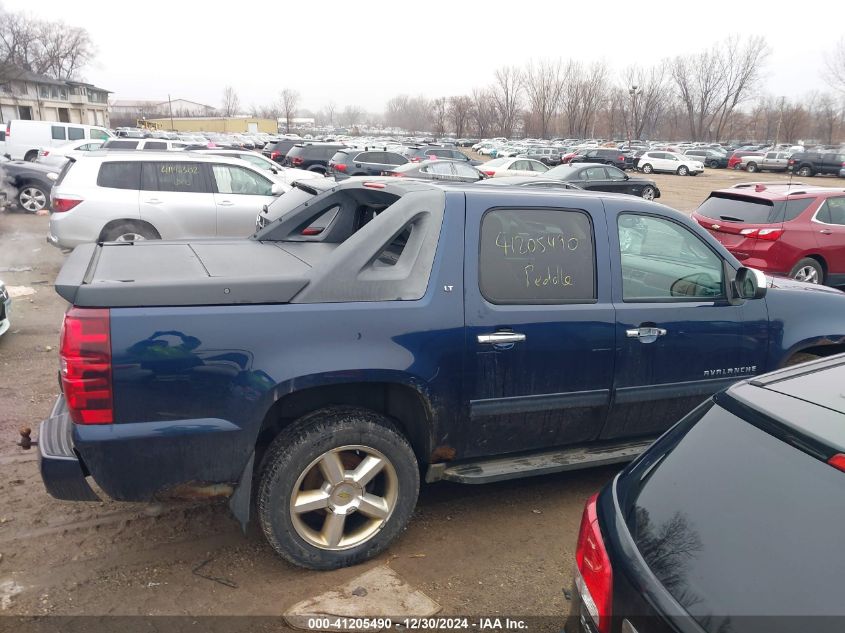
[19,187,47,212]
[289,445,399,551]
[114,232,147,242]
[793,265,820,284]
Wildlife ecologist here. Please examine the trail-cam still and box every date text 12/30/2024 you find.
[303,617,529,630]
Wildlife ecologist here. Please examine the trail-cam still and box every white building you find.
[0,69,110,126]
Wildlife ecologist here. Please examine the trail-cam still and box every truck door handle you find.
[477,332,526,345]
[820,229,833,235]
[144,198,163,205]
[218,200,234,206]
[626,327,667,341]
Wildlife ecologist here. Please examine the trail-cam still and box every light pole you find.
[774,96,785,148]
[628,85,641,145]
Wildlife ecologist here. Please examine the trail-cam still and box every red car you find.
[691,183,845,285]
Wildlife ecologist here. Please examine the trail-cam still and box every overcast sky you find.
[6,0,844,112]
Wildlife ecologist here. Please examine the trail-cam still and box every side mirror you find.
[624,174,630,180]
[734,267,767,300]
[271,183,285,196]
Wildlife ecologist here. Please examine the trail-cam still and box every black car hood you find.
[0,160,58,176]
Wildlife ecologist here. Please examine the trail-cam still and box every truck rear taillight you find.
[60,308,113,424]
[291,156,304,166]
[334,163,347,172]
[52,197,82,213]
[574,493,612,633]
[828,454,845,472]
[270,150,280,160]
[5,122,9,138]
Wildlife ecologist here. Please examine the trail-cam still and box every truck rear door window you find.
[97,162,141,190]
[479,208,596,304]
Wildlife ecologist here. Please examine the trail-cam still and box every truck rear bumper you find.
[39,396,100,501]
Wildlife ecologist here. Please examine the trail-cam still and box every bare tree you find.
[0,11,95,80]
[572,62,609,138]
[341,104,363,127]
[385,94,431,133]
[560,61,584,137]
[524,59,565,139]
[813,93,842,144]
[622,65,668,139]
[470,88,495,137]
[670,35,769,140]
[221,86,240,117]
[325,101,336,127]
[448,96,472,138]
[280,88,300,133]
[491,66,523,137]
[430,97,448,136]
[824,37,845,93]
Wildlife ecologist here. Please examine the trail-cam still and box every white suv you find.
[48,152,286,249]
[636,151,704,176]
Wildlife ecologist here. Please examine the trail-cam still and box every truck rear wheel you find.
[257,407,419,570]
[100,222,159,242]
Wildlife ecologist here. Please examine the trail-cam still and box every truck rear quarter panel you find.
[74,194,468,501]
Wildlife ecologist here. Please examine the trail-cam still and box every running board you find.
[429,439,655,485]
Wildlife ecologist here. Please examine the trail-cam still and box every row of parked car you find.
[40,140,845,291]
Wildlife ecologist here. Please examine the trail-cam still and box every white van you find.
[4,120,113,161]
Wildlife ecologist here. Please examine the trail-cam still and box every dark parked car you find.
[545,163,661,200]
[685,148,729,168]
[262,139,309,164]
[385,159,486,182]
[328,149,409,179]
[282,143,347,174]
[788,151,845,177]
[0,156,58,213]
[402,146,481,165]
[568,354,845,633]
[569,148,629,170]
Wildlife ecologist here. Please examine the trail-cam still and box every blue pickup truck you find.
[40,179,845,570]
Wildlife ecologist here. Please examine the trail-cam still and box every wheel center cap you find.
[329,483,360,512]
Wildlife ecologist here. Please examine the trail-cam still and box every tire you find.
[641,186,656,201]
[708,160,719,169]
[257,407,420,570]
[797,166,813,177]
[789,257,824,284]
[677,165,689,176]
[100,222,159,242]
[17,184,48,213]
[641,163,653,174]
[23,150,38,162]
[746,162,758,173]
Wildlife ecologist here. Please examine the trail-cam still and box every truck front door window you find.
[618,214,724,301]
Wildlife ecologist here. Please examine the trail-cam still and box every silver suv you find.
[48,152,286,249]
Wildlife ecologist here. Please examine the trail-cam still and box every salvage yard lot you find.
[0,167,811,623]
